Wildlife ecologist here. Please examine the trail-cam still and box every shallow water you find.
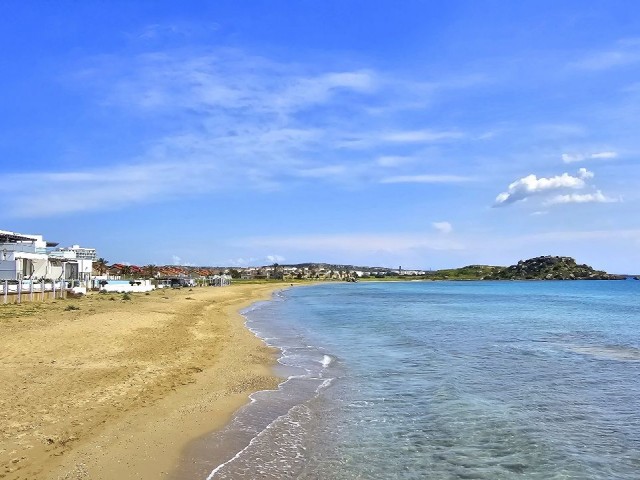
[205,280,640,479]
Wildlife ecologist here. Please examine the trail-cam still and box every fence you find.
[1,279,72,304]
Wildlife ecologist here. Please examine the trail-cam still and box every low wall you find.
[99,280,155,293]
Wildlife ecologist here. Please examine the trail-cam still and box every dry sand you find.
[0,283,287,479]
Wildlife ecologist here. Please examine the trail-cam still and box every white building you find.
[49,244,96,283]
[0,230,95,283]
[0,230,55,280]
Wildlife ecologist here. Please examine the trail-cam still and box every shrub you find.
[122,293,132,301]
[65,305,80,311]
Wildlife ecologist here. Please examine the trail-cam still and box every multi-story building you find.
[0,229,95,283]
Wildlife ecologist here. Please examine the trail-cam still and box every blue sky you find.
[1,1,639,272]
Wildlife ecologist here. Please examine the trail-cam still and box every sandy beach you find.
[0,283,286,480]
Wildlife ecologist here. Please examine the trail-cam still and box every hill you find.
[425,256,624,281]
[483,256,624,280]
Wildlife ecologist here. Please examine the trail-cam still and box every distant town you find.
[0,228,422,287]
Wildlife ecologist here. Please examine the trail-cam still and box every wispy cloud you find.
[572,41,640,71]
[381,129,463,143]
[380,174,475,184]
[0,161,220,216]
[135,22,220,40]
[514,228,640,243]
[562,151,618,163]
[244,233,465,253]
[1,45,489,217]
[376,155,415,167]
[265,254,285,263]
[292,165,347,179]
[432,221,453,234]
[171,255,195,266]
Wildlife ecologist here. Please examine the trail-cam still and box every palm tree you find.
[95,258,109,275]
[121,265,133,277]
[144,264,157,278]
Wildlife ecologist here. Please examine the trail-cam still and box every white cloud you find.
[591,151,618,159]
[171,255,194,266]
[432,221,453,234]
[494,168,594,207]
[561,153,584,163]
[381,174,475,184]
[376,156,413,167]
[577,167,594,179]
[382,130,463,143]
[562,151,618,163]
[546,190,618,205]
[266,254,285,263]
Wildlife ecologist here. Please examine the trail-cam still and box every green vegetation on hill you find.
[426,265,503,280]
[484,256,623,280]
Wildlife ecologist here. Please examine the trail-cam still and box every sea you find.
[201,280,640,479]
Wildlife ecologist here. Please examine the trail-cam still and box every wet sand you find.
[0,283,286,479]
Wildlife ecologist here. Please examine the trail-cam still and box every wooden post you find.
[3,280,7,304]
[17,280,22,304]
[41,279,45,301]
[62,263,66,299]
[30,279,34,302]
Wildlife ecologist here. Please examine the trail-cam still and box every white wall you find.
[99,280,155,293]
[0,260,16,280]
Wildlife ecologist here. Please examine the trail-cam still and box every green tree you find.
[271,263,284,280]
[95,258,109,275]
[144,264,157,278]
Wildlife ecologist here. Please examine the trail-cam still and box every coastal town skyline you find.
[1,2,639,272]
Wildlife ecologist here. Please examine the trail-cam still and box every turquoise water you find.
[207,281,640,479]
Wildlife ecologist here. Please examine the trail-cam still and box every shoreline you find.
[169,282,323,479]
[0,283,290,480]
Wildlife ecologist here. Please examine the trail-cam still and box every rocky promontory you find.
[485,256,624,281]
